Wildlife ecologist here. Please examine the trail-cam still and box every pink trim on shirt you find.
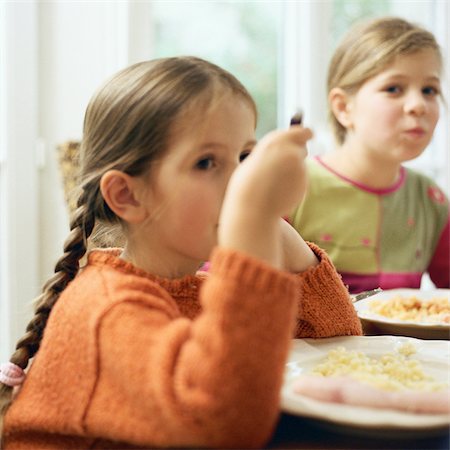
[341,272,423,294]
[315,156,406,195]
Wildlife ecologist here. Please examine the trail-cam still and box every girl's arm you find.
[94,249,299,449]
[292,242,363,338]
[279,218,362,338]
[220,127,360,339]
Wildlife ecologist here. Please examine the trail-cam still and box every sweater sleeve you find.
[293,242,363,338]
[87,248,299,449]
[427,216,450,288]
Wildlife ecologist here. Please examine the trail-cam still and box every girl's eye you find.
[423,86,439,96]
[385,85,401,94]
[239,151,251,163]
[195,157,216,171]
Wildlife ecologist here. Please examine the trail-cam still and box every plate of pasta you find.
[354,289,450,340]
[281,336,450,435]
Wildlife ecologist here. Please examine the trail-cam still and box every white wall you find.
[38,1,132,286]
[1,1,132,360]
[38,2,156,285]
[0,2,39,361]
[0,1,157,359]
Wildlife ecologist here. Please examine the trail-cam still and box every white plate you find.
[281,336,450,435]
[355,289,450,340]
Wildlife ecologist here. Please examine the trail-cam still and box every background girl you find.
[290,17,449,294]
[0,57,361,449]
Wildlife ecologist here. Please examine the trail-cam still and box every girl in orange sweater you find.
[0,57,361,449]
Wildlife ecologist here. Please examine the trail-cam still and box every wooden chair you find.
[56,140,80,217]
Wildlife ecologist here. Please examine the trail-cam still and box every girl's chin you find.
[392,145,426,162]
[399,151,426,163]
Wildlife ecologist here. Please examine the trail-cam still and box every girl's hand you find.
[227,127,312,218]
[219,127,313,269]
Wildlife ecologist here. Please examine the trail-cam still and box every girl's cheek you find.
[432,102,440,119]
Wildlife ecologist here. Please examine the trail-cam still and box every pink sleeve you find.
[428,216,450,288]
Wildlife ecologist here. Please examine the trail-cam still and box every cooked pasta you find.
[368,295,450,324]
[311,344,447,392]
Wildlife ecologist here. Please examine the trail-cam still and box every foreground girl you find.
[1,57,361,449]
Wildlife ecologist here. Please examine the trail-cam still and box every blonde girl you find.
[290,17,449,294]
[1,56,361,449]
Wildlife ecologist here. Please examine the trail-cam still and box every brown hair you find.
[327,16,442,144]
[0,56,256,436]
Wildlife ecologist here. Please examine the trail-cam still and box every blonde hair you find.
[0,56,256,437]
[327,16,443,144]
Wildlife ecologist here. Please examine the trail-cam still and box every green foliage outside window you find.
[152,1,279,138]
[331,0,390,45]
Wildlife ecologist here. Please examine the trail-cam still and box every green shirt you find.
[289,157,449,293]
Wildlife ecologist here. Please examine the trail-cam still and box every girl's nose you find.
[405,91,426,116]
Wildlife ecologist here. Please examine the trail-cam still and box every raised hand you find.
[219,127,314,270]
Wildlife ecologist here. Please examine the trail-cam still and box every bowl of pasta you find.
[354,289,450,340]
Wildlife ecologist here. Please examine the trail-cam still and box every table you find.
[267,413,450,449]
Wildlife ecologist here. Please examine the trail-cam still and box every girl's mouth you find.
[405,127,425,138]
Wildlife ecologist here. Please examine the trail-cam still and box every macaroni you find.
[368,295,450,324]
[312,344,447,392]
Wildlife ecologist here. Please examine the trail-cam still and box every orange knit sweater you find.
[4,244,361,449]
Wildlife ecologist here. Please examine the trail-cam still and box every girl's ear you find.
[329,87,354,129]
[100,170,147,224]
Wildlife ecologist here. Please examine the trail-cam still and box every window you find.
[148,1,448,193]
[331,0,390,39]
[151,1,281,138]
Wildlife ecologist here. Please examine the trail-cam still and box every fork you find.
[352,287,383,303]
